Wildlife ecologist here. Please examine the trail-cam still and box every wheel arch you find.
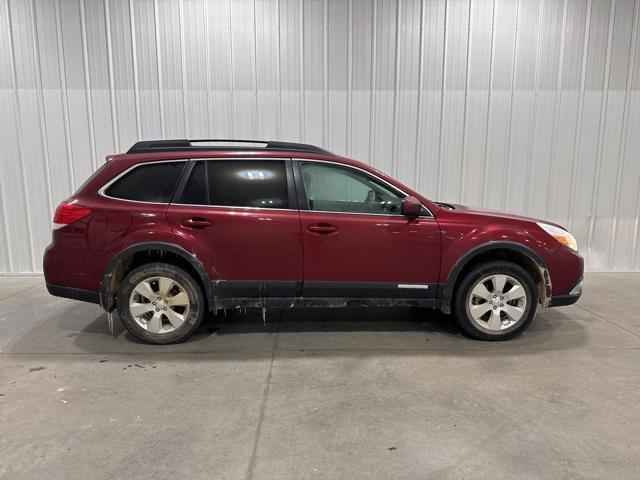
[99,242,213,312]
[440,241,552,313]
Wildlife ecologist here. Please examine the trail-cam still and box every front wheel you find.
[117,263,205,344]
[454,261,538,341]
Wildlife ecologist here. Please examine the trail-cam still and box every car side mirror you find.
[401,196,422,217]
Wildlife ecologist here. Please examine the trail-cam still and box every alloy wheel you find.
[467,274,527,331]
[129,276,190,334]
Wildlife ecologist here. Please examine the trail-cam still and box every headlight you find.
[537,222,578,251]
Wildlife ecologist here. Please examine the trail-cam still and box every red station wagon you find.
[44,140,584,344]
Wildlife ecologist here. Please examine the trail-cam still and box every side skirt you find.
[210,280,444,310]
[212,297,441,309]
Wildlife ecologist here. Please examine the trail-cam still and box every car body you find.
[44,139,583,343]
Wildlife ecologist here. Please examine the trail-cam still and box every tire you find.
[117,262,205,344]
[453,261,538,341]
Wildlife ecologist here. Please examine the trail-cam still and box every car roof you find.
[100,139,440,215]
[107,139,371,170]
[127,139,333,156]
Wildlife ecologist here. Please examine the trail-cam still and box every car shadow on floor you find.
[206,306,458,334]
[2,301,592,357]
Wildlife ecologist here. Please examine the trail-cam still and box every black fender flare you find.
[99,242,213,311]
[439,241,551,309]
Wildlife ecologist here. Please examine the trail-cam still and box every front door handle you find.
[181,217,213,229]
[307,224,338,234]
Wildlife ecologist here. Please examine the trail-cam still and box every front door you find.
[166,158,303,300]
[296,160,441,302]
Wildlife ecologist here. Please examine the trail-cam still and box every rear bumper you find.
[44,241,105,294]
[46,284,100,304]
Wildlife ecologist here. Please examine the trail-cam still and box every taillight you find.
[53,202,92,228]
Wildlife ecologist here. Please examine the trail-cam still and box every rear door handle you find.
[307,224,338,234]
[181,217,213,229]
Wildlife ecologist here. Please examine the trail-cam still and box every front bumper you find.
[549,278,583,307]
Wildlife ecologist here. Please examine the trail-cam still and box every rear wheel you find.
[454,261,538,341]
[117,263,205,344]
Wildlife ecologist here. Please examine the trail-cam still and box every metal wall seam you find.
[54,0,75,192]
[322,0,328,148]
[390,0,401,178]
[458,0,473,204]
[0,181,13,272]
[129,0,141,139]
[276,0,283,139]
[545,0,569,214]
[29,0,54,218]
[608,0,640,268]
[523,0,545,215]
[435,0,449,199]
[632,176,640,267]
[203,0,212,136]
[568,0,593,230]
[227,0,236,137]
[1,0,14,272]
[104,0,119,150]
[346,0,353,156]
[414,0,426,194]
[480,0,498,206]
[298,0,305,141]
[252,0,258,137]
[6,0,36,272]
[586,0,617,267]
[178,0,187,136]
[501,0,521,210]
[153,0,165,137]
[79,0,97,172]
[368,0,377,165]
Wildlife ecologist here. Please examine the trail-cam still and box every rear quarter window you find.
[104,161,186,203]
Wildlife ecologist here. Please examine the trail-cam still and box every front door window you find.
[300,162,404,215]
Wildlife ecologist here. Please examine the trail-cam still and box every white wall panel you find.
[1,0,640,272]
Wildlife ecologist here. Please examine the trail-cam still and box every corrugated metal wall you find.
[1,0,640,273]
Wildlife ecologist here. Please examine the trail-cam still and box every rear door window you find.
[105,161,186,203]
[178,160,289,209]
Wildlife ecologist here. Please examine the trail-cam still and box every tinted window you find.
[180,161,208,205]
[179,160,288,209]
[105,162,185,203]
[300,162,404,215]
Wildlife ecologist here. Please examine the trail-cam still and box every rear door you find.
[295,160,441,302]
[166,158,303,300]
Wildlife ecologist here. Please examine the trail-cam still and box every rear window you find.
[178,160,288,209]
[105,162,186,203]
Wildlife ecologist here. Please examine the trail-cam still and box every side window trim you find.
[170,158,298,211]
[171,160,196,204]
[98,159,188,205]
[285,160,298,209]
[293,159,434,218]
[291,158,308,210]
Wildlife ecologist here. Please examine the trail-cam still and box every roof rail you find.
[126,139,333,156]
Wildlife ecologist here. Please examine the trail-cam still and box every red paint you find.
[300,211,441,283]
[43,148,584,304]
[165,205,303,281]
[435,205,583,295]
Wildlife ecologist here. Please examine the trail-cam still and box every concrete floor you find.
[0,274,639,479]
